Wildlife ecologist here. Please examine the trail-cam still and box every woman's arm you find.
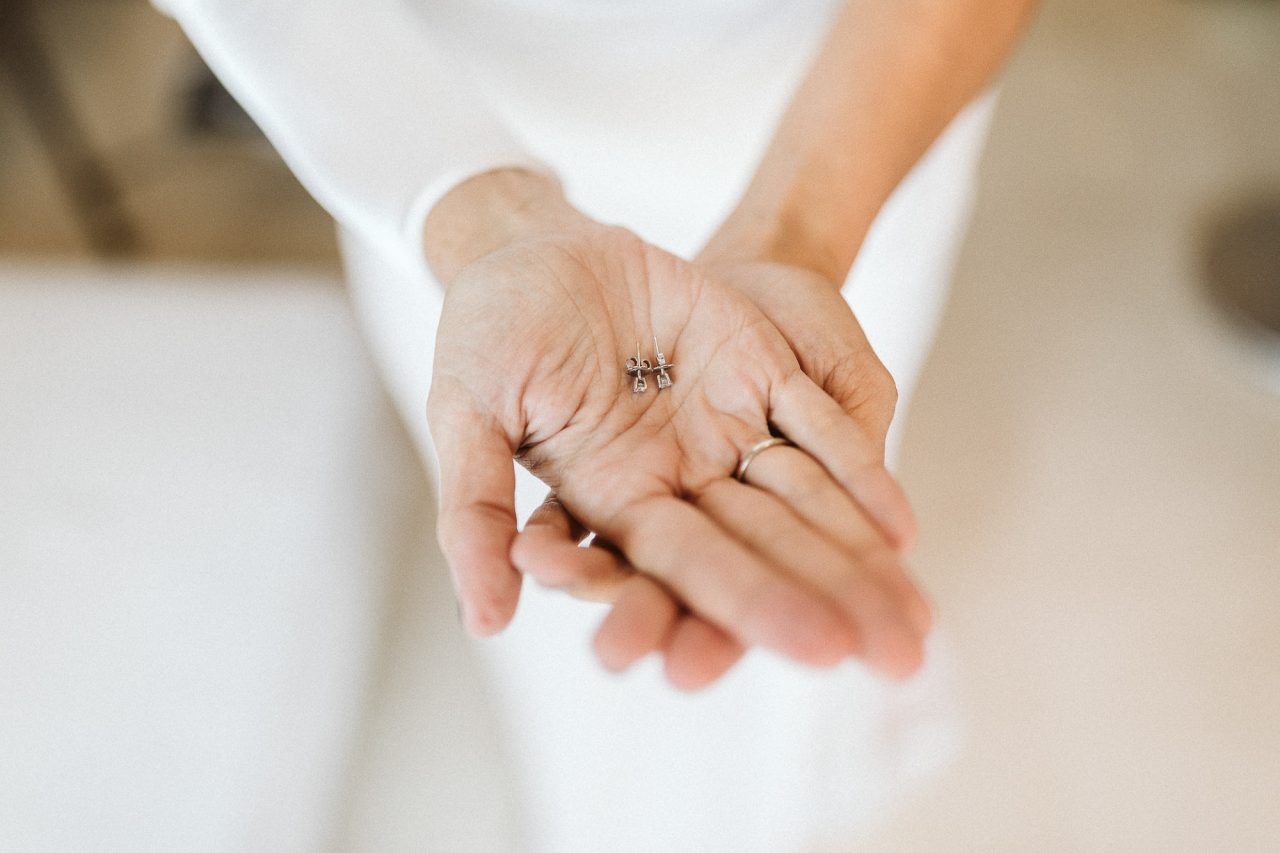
[701,0,1038,284]
[159,0,546,264]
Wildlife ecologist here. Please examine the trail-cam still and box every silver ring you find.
[734,437,794,482]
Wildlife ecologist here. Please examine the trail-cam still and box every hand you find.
[695,259,918,550]
[512,492,750,690]
[425,171,930,684]
[518,258,928,688]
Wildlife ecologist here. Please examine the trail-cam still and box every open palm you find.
[429,224,928,679]
[701,259,918,547]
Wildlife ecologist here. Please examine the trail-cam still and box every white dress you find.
[163,1,997,849]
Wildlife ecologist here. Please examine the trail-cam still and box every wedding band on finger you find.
[734,436,795,482]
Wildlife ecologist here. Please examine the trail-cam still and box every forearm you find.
[701,0,1038,284]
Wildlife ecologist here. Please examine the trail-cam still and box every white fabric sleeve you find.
[157,0,548,265]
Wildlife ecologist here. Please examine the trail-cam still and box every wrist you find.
[424,168,589,284]
[699,182,875,289]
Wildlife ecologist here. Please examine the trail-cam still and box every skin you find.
[425,0,1038,689]
[427,181,928,679]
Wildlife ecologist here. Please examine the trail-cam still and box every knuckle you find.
[831,355,897,418]
[874,366,900,411]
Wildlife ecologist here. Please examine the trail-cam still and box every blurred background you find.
[1,0,1278,850]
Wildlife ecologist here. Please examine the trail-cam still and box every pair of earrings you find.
[625,337,675,394]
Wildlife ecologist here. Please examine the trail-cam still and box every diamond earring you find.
[625,341,652,393]
[652,336,674,389]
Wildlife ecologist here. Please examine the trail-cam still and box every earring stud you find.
[625,341,652,393]
[652,336,674,389]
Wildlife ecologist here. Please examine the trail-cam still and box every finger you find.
[591,571,744,682]
[593,574,681,672]
[770,371,918,552]
[696,478,925,679]
[739,444,933,636]
[662,616,746,691]
[826,330,898,454]
[427,397,522,636]
[517,494,738,679]
[512,494,631,602]
[598,495,858,667]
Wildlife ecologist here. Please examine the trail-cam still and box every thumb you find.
[426,388,522,636]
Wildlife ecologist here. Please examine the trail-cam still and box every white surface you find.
[0,267,457,851]
[863,0,1280,849]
